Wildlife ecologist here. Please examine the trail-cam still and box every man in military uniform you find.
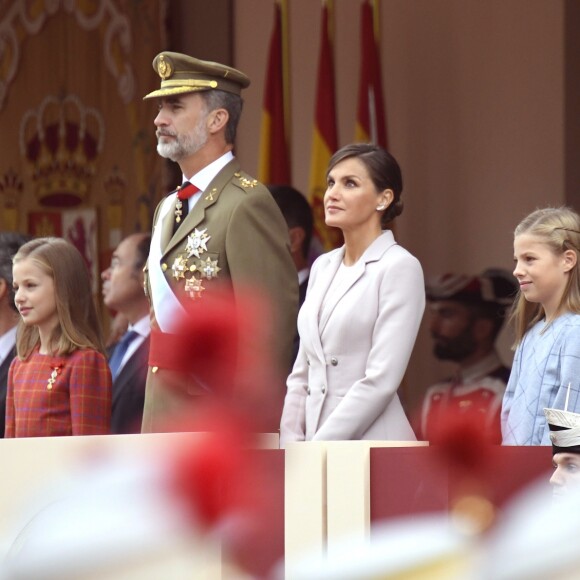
[419,269,517,443]
[141,52,298,432]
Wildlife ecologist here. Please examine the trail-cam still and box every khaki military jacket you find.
[142,158,298,432]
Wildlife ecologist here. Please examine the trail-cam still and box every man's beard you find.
[432,326,477,362]
[156,116,208,162]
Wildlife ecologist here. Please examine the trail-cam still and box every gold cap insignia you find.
[157,55,173,80]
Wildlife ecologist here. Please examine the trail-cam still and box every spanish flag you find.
[355,0,387,147]
[258,0,291,184]
[308,0,342,251]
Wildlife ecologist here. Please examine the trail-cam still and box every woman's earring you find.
[376,204,386,211]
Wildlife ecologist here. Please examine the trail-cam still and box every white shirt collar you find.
[129,315,151,338]
[0,325,17,364]
[183,151,234,192]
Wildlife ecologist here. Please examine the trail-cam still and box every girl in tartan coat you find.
[5,237,111,437]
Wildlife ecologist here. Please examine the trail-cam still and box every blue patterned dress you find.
[501,312,580,445]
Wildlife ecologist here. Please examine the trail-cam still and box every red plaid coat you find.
[5,348,112,437]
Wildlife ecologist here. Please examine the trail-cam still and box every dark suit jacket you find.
[111,337,149,434]
[0,345,16,438]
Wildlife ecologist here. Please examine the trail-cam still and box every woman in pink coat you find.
[280,144,424,446]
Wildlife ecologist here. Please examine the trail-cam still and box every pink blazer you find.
[280,231,425,447]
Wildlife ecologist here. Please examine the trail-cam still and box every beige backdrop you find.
[0,0,166,290]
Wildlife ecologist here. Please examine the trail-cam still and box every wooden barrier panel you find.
[284,441,327,579]
[285,443,555,577]
[0,433,281,579]
[284,440,426,576]
[325,441,427,557]
[369,445,553,523]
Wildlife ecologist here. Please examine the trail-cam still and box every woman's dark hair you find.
[327,143,403,226]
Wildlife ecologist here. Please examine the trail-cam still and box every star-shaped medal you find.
[185,228,211,259]
[171,255,189,280]
[200,256,221,280]
[185,275,205,299]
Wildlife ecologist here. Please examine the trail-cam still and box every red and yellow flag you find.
[355,0,387,147]
[309,0,342,251]
[258,0,291,184]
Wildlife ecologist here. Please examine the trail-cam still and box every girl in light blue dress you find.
[502,207,580,445]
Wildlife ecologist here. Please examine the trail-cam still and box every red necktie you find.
[174,182,200,233]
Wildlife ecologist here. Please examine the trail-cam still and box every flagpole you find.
[280,0,291,162]
[372,0,380,41]
[327,0,334,45]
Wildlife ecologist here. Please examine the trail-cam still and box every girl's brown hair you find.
[511,207,580,345]
[13,237,106,359]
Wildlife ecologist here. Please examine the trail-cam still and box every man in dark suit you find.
[268,185,314,365]
[102,233,151,434]
[141,52,298,432]
[0,233,30,437]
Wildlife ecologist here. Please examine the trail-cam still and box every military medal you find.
[174,198,184,223]
[200,256,221,280]
[185,275,205,299]
[171,255,189,280]
[174,182,200,225]
[169,223,219,300]
[185,228,210,259]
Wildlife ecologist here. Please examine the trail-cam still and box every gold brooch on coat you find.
[47,364,63,390]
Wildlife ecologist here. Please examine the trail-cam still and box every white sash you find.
[149,195,187,333]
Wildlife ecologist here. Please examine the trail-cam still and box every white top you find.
[0,325,17,365]
[297,267,310,286]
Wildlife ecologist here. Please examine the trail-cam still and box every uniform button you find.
[304,385,311,395]
[307,358,310,366]
[161,263,168,271]
[330,357,338,366]
[322,385,326,394]
[152,366,159,374]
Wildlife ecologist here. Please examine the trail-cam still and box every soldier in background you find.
[420,269,517,443]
